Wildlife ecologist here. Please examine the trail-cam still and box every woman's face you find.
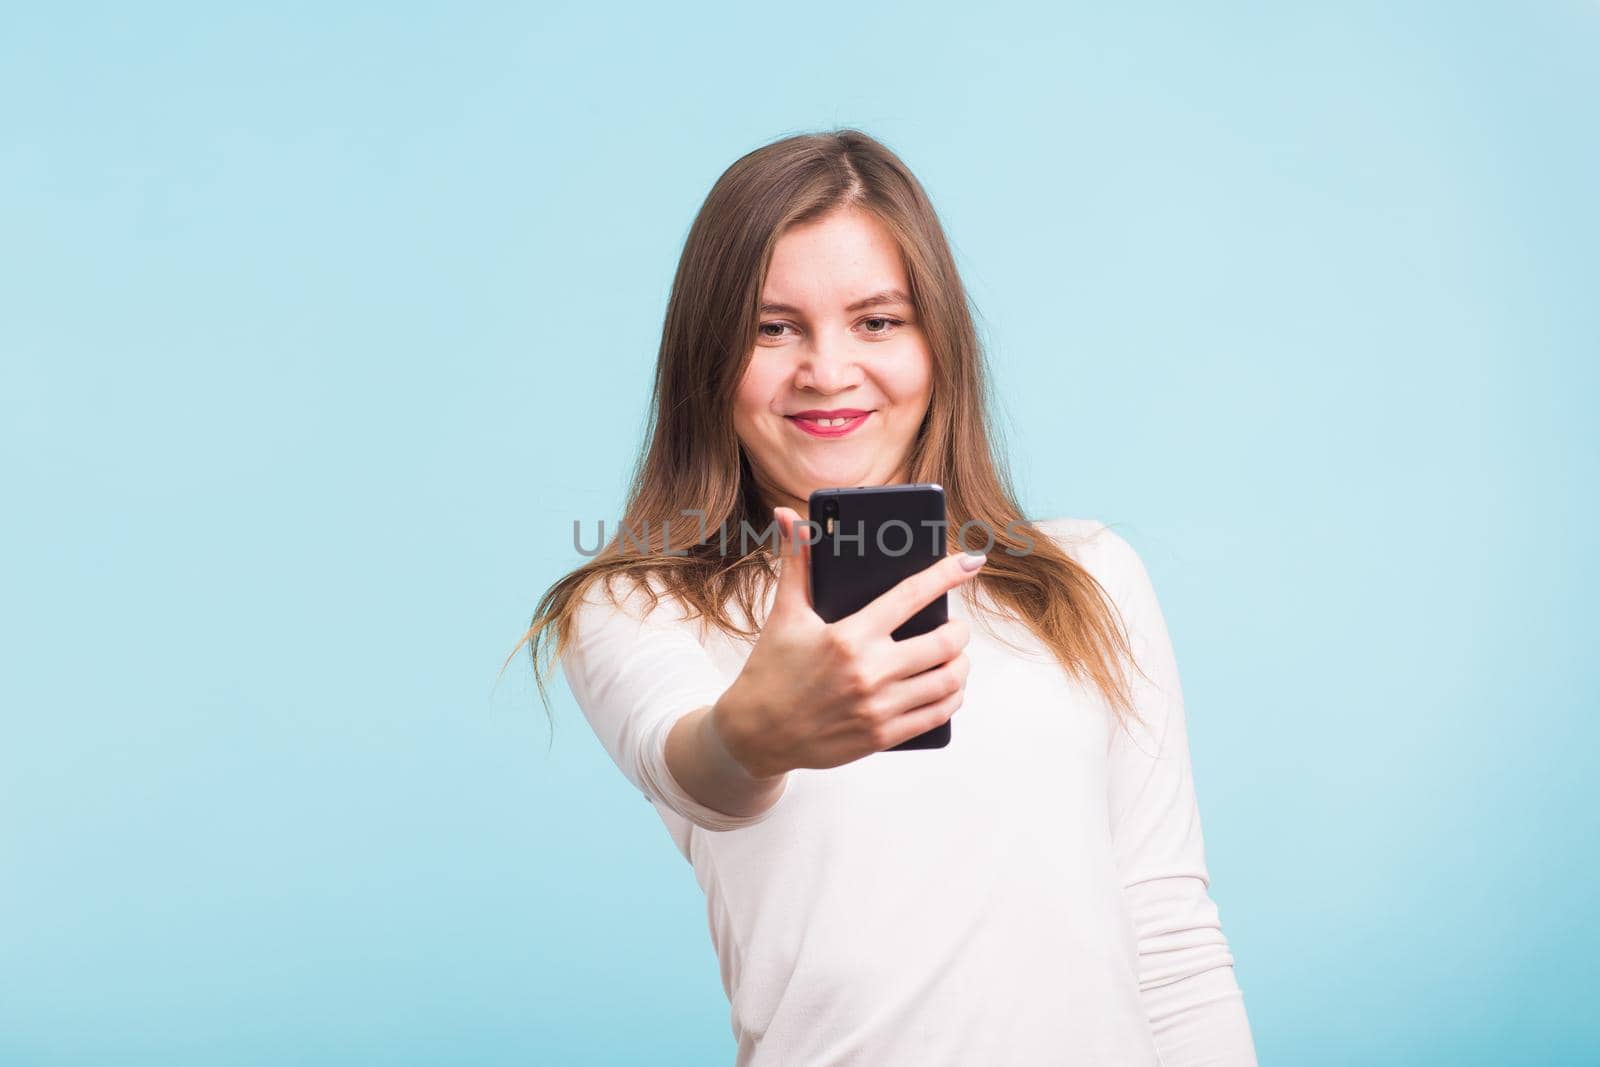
[734,207,934,520]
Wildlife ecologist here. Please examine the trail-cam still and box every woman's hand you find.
[712,505,984,779]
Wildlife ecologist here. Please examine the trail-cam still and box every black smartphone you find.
[807,483,951,751]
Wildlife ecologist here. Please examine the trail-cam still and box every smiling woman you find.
[737,209,933,502]
[507,128,1258,1066]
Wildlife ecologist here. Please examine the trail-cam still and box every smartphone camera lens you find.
[821,498,839,538]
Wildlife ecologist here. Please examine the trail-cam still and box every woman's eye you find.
[758,317,906,341]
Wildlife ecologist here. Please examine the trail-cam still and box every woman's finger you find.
[874,652,969,721]
[769,506,814,619]
[881,617,970,680]
[848,550,985,640]
[877,686,964,751]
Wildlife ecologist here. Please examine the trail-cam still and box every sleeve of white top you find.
[559,576,791,833]
[1089,523,1260,1067]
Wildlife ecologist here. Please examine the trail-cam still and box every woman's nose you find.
[793,336,863,394]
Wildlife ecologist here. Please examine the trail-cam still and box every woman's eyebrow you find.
[759,288,913,315]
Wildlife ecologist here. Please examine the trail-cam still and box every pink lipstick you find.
[786,408,872,438]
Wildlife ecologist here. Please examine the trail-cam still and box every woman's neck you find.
[757,478,920,527]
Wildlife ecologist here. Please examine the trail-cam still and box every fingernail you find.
[959,552,987,571]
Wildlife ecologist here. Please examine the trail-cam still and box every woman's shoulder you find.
[570,568,702,631]
[1029,515,1106,545]
[1026,515,1143,590]
[1028,515,1117,557]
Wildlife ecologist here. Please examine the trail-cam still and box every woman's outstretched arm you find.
[561,577,791,832]
[665,702,789,820]
[1092,524,1260,1067]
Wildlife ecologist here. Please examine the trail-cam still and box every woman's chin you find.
[801,468,873,492]
[764,457,900,505]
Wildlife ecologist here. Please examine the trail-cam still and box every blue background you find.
[4,2,1596,1064]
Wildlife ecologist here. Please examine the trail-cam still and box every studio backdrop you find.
[3,3,1596,1065]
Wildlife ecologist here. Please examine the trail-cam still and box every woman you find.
[514,129,1258,1065]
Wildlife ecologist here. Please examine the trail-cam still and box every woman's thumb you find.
[771,506,811,612]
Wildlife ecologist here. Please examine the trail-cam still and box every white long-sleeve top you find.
[560,516,1258,1066]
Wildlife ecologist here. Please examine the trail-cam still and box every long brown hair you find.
[504,128,1148,737]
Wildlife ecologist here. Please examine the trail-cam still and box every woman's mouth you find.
[786,409,872,438]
